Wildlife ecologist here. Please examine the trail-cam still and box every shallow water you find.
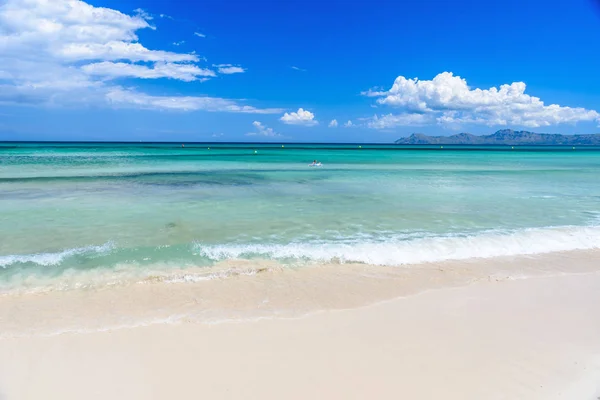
[1,142,600,293]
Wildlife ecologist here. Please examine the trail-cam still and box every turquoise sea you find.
[1,142,600,293]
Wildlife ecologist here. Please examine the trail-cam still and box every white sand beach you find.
[1,257,599,400]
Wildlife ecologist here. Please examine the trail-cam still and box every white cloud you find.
[247,121,280,137]
[213,64,246,74]
[0,0,275,113]
[366,113,431,129]
[106,89,283,113]
[364,72,600,128]
[291,66,306,72]
[134,8,153,20]
[344,120,353,128]
[194,32,206,38]
[56,42,197,63]
[280,108,318,126]
[82,61,215,81]
[219,66,244,74]
[0,1,182,62]
[328,119,338,128]
[173,41,185,46]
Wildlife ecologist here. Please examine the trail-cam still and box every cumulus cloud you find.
[344,120,353,128]
[247,121,280,137]
[194,32,206,38]
[0,0,270,113]
[280,108,318,126]
[0,1,191,63]
[363,72,600,128]
[213,64,246,74]
[328,119,338,128]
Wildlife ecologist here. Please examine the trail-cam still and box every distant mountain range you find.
[394,129,600,145]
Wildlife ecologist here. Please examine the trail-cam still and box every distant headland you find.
[394,129,600,145]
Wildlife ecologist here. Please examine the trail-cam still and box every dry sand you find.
[1,271,599,400]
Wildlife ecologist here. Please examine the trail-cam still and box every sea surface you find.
[1,142,600,294]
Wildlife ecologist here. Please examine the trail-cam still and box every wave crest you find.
[194,226,600,266]
[0,242,114,268]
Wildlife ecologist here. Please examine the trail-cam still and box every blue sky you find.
[1,0,599,142]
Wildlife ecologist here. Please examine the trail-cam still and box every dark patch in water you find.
[0,170,268,184]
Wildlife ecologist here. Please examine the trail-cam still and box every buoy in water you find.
[254,150,258,154]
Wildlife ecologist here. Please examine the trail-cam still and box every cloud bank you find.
[363,72,600,129]
[0,0,271,113]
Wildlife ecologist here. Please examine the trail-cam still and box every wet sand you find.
[1,250,600,337]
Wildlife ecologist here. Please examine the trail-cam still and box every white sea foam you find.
[3,226,600,271]
[0,242,114,268]
[194,225,600,266]
[162,268,263,283]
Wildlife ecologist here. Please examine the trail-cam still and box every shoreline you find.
[1,272,599,399]
[1,249,600,337]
